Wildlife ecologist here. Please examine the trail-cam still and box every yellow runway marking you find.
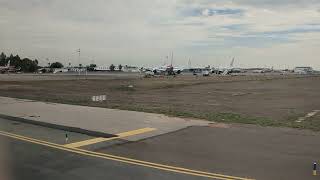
[0,130,254,180]
[64,127,156,148]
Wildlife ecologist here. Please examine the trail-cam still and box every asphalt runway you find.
[3,138,214,180]
[1,117,320,180]
[0,117,247,180]
[102,124,320,180]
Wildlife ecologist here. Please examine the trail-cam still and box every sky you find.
[1,0,320,69]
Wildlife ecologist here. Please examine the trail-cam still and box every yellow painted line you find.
[117,127,156,137]
[64,127,156,148]
[0,130,255,180]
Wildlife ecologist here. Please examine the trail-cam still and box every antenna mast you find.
[171,52,173,66]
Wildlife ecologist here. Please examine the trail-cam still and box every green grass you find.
[113,105,320,131]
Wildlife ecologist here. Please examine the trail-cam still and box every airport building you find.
[294,67,313,74]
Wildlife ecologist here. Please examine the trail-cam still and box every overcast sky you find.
[1,0,320,69]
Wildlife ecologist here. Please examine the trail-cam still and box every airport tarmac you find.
[0,116,319,180]
[3,138,206,180]
[0,117,251,180]
[0,96,209,141]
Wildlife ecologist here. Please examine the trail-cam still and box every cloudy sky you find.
[1,0,320,69]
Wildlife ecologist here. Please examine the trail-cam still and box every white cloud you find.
[0,0,320,69]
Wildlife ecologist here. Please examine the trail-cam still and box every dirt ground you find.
[1,73,320,130]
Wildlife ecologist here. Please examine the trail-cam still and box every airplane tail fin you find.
[230,57,235,68]
[6,60,10,67]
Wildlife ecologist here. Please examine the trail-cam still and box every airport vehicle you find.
[202,70,210,76]
[144,70,155,77]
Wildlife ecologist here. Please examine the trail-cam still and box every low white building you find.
[69,68,86,72]
[94,66,110,71]
[294,67,313,74]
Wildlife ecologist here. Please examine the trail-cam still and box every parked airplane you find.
[147,52,182,75]
[0,60,20,73]
[251,67,273,73]
[216,58,236,75]
[151,65,182,75]
[53,68,69,74]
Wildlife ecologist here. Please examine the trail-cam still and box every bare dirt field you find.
[1,73,320,130]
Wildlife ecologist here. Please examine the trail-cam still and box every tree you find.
[0,52,6,66]
[109,64,115,71]
[50,62,64,69]
[118,64,123,71]
[0,53,39,72]
[86,64,97,71]
[40,68,47,73]
[20,58,38,72]
[8,54,20,68]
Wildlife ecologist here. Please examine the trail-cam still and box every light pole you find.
[46,58,50,67]
[76,48,81,76]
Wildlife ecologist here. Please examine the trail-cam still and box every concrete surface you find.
[1,115,319,180]
[0,96,209,141]
[0,117,93,144]
[0,117,236,180]
[103,124,320,180]
[2,138,208,180]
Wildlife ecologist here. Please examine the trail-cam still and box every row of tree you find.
[109,64,123,71]
[0,52,125,72]
[82,64,123,71]
[0,52,39,72]
[70,64,123,71]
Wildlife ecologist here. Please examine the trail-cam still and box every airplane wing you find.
[222,69,229,75]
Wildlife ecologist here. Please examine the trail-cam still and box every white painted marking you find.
[92,95,106,102]
[296,110,320,123]
[306,110,320,118]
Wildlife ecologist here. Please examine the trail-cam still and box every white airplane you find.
[148,53,182,75]
[53,68,69,74]
[216,58,236,75]
[152,64,182,75]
